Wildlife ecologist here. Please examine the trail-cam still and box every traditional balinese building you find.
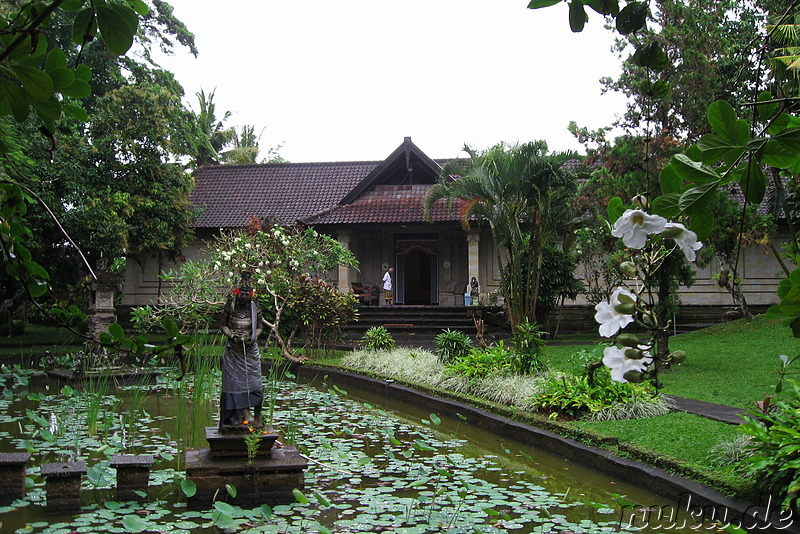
[122,137,787,321]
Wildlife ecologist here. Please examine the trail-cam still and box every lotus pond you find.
[0,363,701,534]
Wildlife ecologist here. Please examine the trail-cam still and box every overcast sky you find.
[150,1,628,163]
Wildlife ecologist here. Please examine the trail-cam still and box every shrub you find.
[446,342,515,381]
[434,329,472,364]
[361,326,396,351]
[531,370,661,420]
[510,320,547,374]
[738,380,800,510]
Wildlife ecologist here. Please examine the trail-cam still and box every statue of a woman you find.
[218,275,264,432]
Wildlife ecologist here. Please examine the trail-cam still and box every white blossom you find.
[602,345,653,383]
[663,222,702,261]
[612,209,667,249]
[594,287,637,338]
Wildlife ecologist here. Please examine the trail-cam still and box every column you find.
[467,230,481,299]
[337,231,352,294]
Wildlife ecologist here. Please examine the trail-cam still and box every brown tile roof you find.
[301,184,467,225]
[190,161,378,228]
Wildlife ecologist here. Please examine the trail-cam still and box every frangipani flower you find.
[662,222,702,261]
[602,345,653,383]
[612,209,667,249]
[594,287,637,338]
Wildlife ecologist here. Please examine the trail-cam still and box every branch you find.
[8,179,97,280]
[0,0,68,62]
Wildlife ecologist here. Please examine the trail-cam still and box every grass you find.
[578,412,742,465]
[544,315,796,408]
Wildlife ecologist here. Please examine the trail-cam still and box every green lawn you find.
[545,314,797,408]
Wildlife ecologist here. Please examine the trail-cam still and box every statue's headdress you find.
[233,271,255,297]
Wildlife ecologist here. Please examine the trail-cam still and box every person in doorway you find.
[382,267,395,307]
[218,272,264,432]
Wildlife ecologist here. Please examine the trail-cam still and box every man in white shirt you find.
[382,268,394,307]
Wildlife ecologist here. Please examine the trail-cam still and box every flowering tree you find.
[136,221,358,362]
[593,203,701,386]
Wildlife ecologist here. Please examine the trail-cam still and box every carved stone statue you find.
[218,273,264,432]
[470,276,480,302]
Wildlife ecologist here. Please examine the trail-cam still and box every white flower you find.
[662,222,702,261]
[612,209,667,249]
[594,287,637,338]
[602,346,653,383]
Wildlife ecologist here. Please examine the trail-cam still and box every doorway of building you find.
[395,236,438,305]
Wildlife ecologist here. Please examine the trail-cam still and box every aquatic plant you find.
[3,369,653,534]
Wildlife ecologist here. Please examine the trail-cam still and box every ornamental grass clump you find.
[509,320,547,374]
[361,326,396,351]
[434,329,472,365]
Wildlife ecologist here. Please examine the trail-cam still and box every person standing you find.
[382,267,394,307]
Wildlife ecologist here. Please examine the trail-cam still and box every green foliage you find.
[446,342,515,381]
[424,141,578,328]
[533,246,583,331]
[531,370,659,420]
[739,379,800,510]
[767,269,800,337]
[510,320,547,374]
[434,328,472,365]
[277,275,357,357]
[141,223,359,361]
[361,326,396,351]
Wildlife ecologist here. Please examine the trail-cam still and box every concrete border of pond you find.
[286,363,798,534]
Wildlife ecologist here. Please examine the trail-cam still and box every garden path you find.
[665,395,746,424]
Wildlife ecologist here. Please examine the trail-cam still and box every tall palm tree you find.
[193,88,235,167]
[220,125,262,164]
[424,141,577,328]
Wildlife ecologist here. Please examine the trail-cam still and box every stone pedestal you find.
[110,454,153,501]
[185,444,307,509]
[41,461,86,514]
[206,427,279,458]
[0,452,31,504]
[86,273,122,341]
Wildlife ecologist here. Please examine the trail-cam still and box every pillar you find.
[111,454,153,501]
[0,452,31,504]
[337,230,352,294]
[467,230,481,299]
[42,461,86,514]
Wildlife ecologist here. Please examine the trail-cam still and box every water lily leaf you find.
[180,478,196,498]
[226,483,237,498]
[121,514,148,532]
[213,500,237,516]
[293,489,309,504]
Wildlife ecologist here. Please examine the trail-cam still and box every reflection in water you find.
[0,368,704,533]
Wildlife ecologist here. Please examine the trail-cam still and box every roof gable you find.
[339,137,443,205]
[189,138,449,229]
